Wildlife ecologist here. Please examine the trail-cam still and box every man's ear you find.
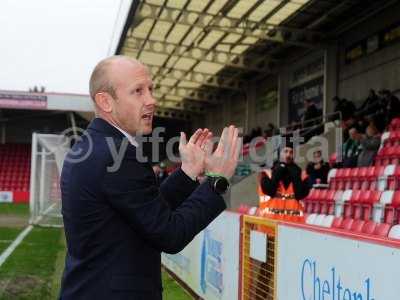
[94,92,113,113]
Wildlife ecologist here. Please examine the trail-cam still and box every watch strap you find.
[205,171,229,182]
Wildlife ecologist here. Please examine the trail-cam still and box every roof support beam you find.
[153,75,241,91]
[149,65,244,91]
[154,85,221,103]
[154,107,196,120]
[154,92,219,105]
[204,25,319,48]
[125,37,270,61]
[119,54,245,90]
[135,2,322,47]
[157,100,205,114]
[123,39,266,72]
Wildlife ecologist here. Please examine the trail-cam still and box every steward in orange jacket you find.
[258,145,309,221]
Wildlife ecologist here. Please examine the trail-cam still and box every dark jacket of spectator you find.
[334,98,356,121]
[386,94,400,124]
[358,90,380,116]
[303,101,321,128]
[306,160,330,187]
[357,125,381,167]
[342,127,362,167]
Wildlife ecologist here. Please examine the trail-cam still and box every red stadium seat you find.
[340,218,354,231]
[361,191,382,220]
[304,189,319,213]
[387,166,400,190]
[384,191,400,224]
[319,190,336,215]
[373,223,391,237]
[369,166,385,190]
[0,144,31,195]
[362,221,377,235]
[389,118,400,131]
[312,189,328,213]
[331,168,346,190]
[350,220,365,233]
[332,217,343,229]
[345,168,359,190]
[343,190,362,218]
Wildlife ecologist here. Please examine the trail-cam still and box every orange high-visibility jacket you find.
[257,169,307,220]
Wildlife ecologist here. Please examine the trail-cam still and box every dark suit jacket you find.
[59,118,226,300]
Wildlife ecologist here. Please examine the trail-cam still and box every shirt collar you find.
[111,124,138,147]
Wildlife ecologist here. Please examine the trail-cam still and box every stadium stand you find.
[301,118,400,240]
[0,143,30,202]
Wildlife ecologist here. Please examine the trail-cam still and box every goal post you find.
[29,133,70,227]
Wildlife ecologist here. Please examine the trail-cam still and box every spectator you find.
[302,99,321,128]
[342,126,362,167]
[246,126,264,143]
[302,99,323,142]
[357,124,381,167]
[356,117,369,134]
[306,150,330,187]
[264,123,278,138]
[334,97,356,121]
[358,89,380,116]
[380,90,400,126]
[371,113,386,133]
[254,126,262,138]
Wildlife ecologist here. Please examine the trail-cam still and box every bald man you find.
[59,56,240,300]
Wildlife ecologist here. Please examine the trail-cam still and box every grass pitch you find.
[0,204,29,216]
[0,204,192,299]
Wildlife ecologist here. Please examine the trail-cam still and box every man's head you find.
[280,146,294,164]
[348,127,360,140]
[304,99,312,108]
[366,124,378,137]
[89,55,157,135]
[369,89,376,97]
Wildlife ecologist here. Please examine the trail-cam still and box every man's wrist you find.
[181,166,198,181]
[205,171,229,182]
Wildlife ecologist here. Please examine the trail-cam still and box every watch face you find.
[215,177,229,194]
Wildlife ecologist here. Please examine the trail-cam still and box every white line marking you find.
[0,225,33,268]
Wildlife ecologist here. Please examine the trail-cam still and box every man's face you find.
[280,147,294,164]
[110,61,157,135]
[349,128,358,140]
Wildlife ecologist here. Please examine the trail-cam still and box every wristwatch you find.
[206,174,230,195]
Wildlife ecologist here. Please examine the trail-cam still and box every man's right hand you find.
[204,125,241,179]
[179,129,212,180]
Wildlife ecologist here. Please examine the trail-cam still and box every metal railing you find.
[280,111,342,138]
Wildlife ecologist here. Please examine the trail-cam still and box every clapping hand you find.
[179,129,212,180]
[204,125,241,179]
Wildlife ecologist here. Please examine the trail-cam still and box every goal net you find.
[29,133,70,227]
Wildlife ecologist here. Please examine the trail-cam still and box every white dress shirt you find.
[111,124,138,147]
